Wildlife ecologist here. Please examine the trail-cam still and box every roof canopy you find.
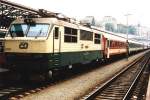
[0,0,39,28]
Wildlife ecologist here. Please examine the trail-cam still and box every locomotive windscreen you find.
[9,24,50,37]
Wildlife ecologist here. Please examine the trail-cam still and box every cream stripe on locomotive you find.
[4,18,102,53]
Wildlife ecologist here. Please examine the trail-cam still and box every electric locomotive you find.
[4,17,104,74]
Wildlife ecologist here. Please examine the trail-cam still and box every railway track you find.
[81,52,150,100]
[0,81,50,100]
[0,71,55,100]
[129,66,149,100]
[0,52,124,100]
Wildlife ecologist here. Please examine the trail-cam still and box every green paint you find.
[6,50,103,71]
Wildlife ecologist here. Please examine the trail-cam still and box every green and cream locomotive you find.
[4,17,103,73]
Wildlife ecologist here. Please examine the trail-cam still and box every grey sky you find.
[9,0,150,27]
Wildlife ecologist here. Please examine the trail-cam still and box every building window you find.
[64,27,77,43]
[94,33,101,44]
[80,30,93,41]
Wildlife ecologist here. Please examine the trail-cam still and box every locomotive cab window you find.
[94,33,101,44]
[54,27,59,39]
[64,27,77,43]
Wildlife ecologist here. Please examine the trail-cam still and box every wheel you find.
[68,65,73,69]
[45,70,53,80]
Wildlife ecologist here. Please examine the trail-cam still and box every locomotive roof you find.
[128,39,143,45]
[103,32,126,42]
[11,17,143,44]
[0,29,8,32]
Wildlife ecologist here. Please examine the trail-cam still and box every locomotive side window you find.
[54,27,59,39]
[94,33,101,44]
[64,27,77,43]
[80,30,93,41]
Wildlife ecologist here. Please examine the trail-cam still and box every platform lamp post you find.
[147,32,149,48]
[125,14,132,60]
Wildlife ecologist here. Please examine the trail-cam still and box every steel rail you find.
[82,53,148,100]
[123,55,150,100]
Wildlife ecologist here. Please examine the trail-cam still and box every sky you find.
[9,0,150,27]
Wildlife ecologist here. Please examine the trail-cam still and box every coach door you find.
[102,36,107,56]
[106,39,110,58]
[53,26,61,53]
[102,36,110,58]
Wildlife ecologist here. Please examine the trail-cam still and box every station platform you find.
[146,76,150,100]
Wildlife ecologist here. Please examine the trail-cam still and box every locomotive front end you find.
[0,29,7,66]
[4,18,53,72]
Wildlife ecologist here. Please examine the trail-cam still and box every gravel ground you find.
[146,76,150,100]
[21,51,147,100]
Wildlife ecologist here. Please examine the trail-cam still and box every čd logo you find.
[19,42,28,49]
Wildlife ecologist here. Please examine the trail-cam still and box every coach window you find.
[64,27,77,43]
[94,33,101,44]
[110,40,114,47]
[54,27,59,39]
[80,30,93,41]
[110,41,113,47]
